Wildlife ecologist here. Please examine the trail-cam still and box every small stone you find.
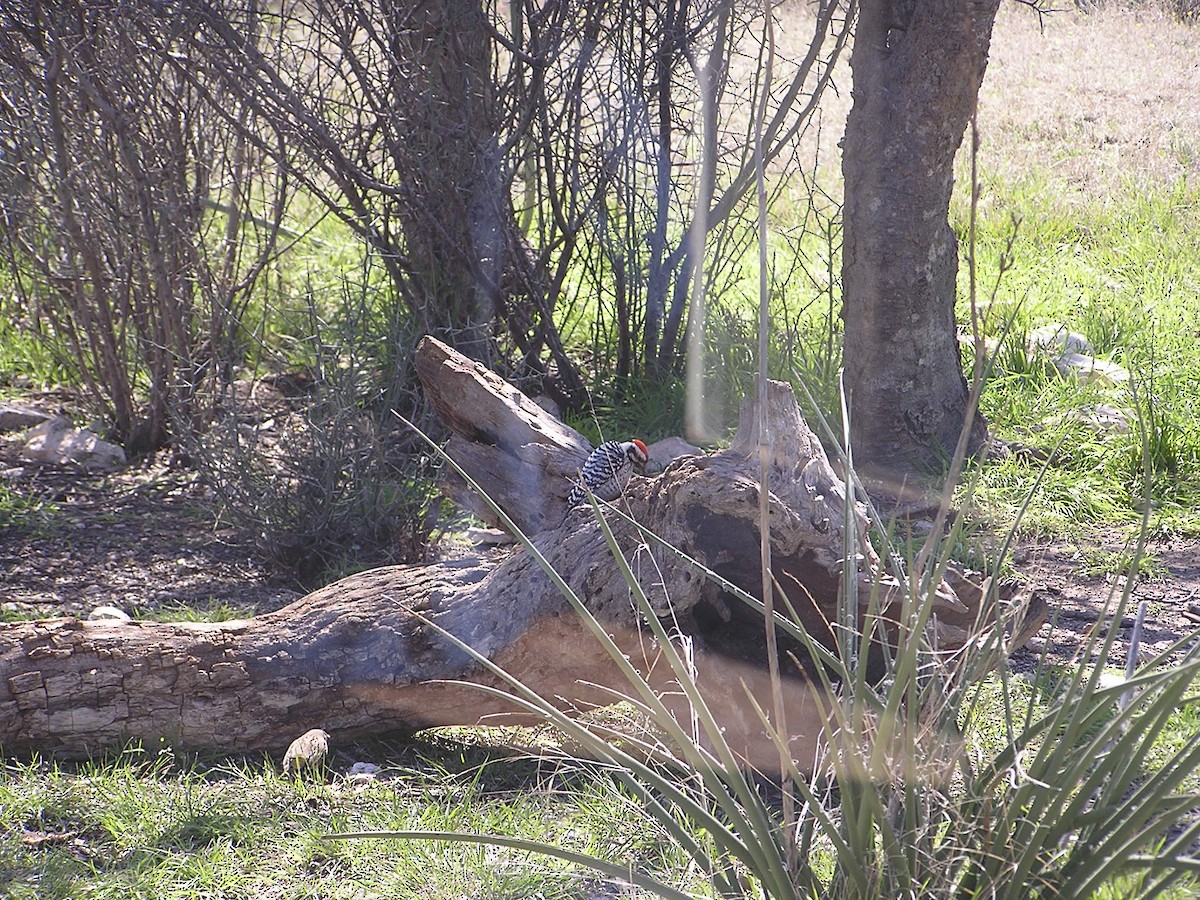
[1096,671,1129,691]
[1025,325,1130,385]
[533,394,561,419]
[1028,324,1095,357]
[1055,352,1130,385]
[87,606,132,623]
[465,527,517,546]
[282,728,331,774]
[346,761,381,785]
[1046,403,1135,436]
[1021,636,1046,655]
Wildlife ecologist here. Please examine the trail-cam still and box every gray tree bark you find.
[841,0,996,483]
[385,0,500,359]
[0,338,1037,768]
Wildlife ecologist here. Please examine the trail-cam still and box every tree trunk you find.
[0,338,1039,768]
[840,0,995,482]
[385,0,574,379]
[386,0,499,359]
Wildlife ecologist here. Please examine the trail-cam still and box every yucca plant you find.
[337,250,1200,895]
[328,27,1200,900]
[327,400,1200,899]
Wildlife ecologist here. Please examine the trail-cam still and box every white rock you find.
[345,763,381,787]
[1096,671,1129,691]
[1026,325,1129,385]
[20,418,127,470]
[1069,403,1135,434]
[533,394,562,419]
[87,606,133,623]
[1027,324,1095,357]
[346,761,381,785]
[465,526,518,546]
[1054,351,1130,385]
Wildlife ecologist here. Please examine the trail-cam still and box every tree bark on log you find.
[1,337,1041,767]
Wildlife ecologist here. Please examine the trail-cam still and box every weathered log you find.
[0,337,1039,768]
[414,335,592,535]
[0,560,721,757]
[0,552,834,769]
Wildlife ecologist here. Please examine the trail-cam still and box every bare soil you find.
[1007,534,1200,672]
[1,419,300,622]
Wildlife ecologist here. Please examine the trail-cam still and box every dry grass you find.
[980,2,1200,195]
[775,0,1200,195]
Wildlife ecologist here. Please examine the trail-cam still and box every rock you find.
[0,404,53,434]
[87,606,133,623]
[346,761,381,785]
[1028,323,1095,357]
[465,526,518,546]
[533,394,562,419]
[282,728,331,774]
[646,436,702,470]
[1026,324,1130,385]
[1045,403,1135,435]
[1022,636,1046,655]
[20,418,127,470]
[1054,352,1130,385]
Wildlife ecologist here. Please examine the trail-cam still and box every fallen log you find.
[0,337,1041,768]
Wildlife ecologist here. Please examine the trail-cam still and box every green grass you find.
[0,317,73,395]
[136,600,255,624]
[0,484,62,540]
[748,170,1200,554]
[716,167,1200,550]
[566,377,688,447]
[0,741,700,900]
[9,646,1194,899]
[1075,545,1169,580]
[944,174,1200,539]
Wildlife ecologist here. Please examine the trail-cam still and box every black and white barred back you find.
[564,439,650,511]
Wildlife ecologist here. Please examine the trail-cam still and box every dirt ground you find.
[1007,533,1200,673]
[4,408,1200,676]
[1,421,301,622]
